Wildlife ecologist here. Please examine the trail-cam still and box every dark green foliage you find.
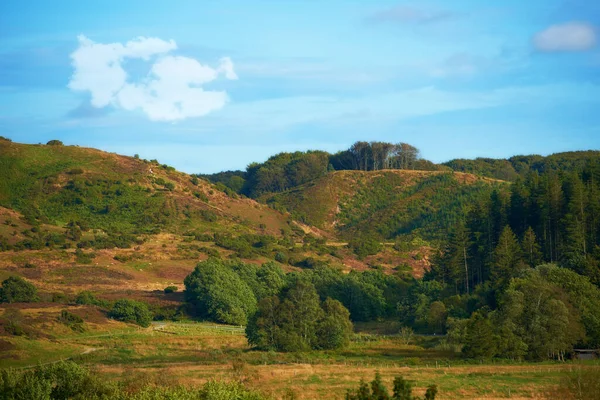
[74,290,107,307]
[0,362,267,400]
[424,385,438,400]
[444,151,600,181]
[274,251,288,263]
[0,276,38,303]
[461,311,498,359]
[58,310,85,332]
[199,170,247,193]
[184,258,257,325]
[108,299,153,327]
[350,237,383,259]
[496,265,585,360]
[318,298,354,350]
[213,233,278,259]
[0,361,115,400]
[243,150,330,197]
[164,285,178,293]
[246,280,353,351]
[346,373,438,400]
[46,140,64,146]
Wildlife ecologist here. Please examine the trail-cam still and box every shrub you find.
[164,285,178,294]
[75,290,100,306]
[58,310,85,332]
[46,139,64,146]
[0,276,38,303]
[274,251,288,264]
[200,209,218,222]
[345,373,438,400]
[349,237,382,259]
[108,299,153,327]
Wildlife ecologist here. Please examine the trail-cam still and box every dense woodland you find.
[198,142,600,361]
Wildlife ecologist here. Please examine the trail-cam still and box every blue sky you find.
[0,0,599,173]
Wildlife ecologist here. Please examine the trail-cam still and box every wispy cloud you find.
[366,5,458,25]
[68,35,238,122]
[533,22,597,52]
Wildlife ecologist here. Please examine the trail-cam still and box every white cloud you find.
[68,35,237,121]
[533,22,597,52]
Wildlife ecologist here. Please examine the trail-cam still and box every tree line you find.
[200,141,445,198]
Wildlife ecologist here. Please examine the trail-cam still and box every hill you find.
[263,169,505,242]
[0,138,291,240]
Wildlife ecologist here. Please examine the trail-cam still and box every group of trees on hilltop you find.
[201,141,447,198]
[444,151,600,182]
[330,141,420,171]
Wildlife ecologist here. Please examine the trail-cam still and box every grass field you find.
[1,317,595,399]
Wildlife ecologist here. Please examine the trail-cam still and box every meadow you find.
[1,317,594,399]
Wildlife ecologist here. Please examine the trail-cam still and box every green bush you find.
[164,285,178,294]
[349,237,382,259]
[74,291,106,307]
[108,299,153,327]
[46,139,64,146]
[0,276,38,303]
[58,310,85,332]
[274,251,288,263]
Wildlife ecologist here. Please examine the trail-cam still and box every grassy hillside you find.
[264,170,504,241]
[0,139,291,238]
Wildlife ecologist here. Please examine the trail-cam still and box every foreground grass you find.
[2,321,595,399]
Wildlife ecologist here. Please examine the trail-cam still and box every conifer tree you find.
[521,227,542,267]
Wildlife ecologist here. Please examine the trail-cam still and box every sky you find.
[0,0,599,173]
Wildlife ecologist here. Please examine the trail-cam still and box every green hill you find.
[0,138,292,241]
[263,169,505,241]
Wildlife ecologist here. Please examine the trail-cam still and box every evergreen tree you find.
[491,226,524,292]
[521,227,542,267]
[462,311,497,359]
[370,372,390,400]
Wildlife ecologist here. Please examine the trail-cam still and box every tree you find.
[247,281,353,352]
[392,376,411,400]
[318,298,353,350]
[462,311,497,359]
[439,222,472,294]
[46,139,63,146]
[370,372,390,400]
[521,227,542,267]
[108,299,152,327]
[496,267,585,360]
[0,276,38,303]
[399,326,414,345]
[491,226,525,292]
[426,301,447,334]
[184,258,257,325]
